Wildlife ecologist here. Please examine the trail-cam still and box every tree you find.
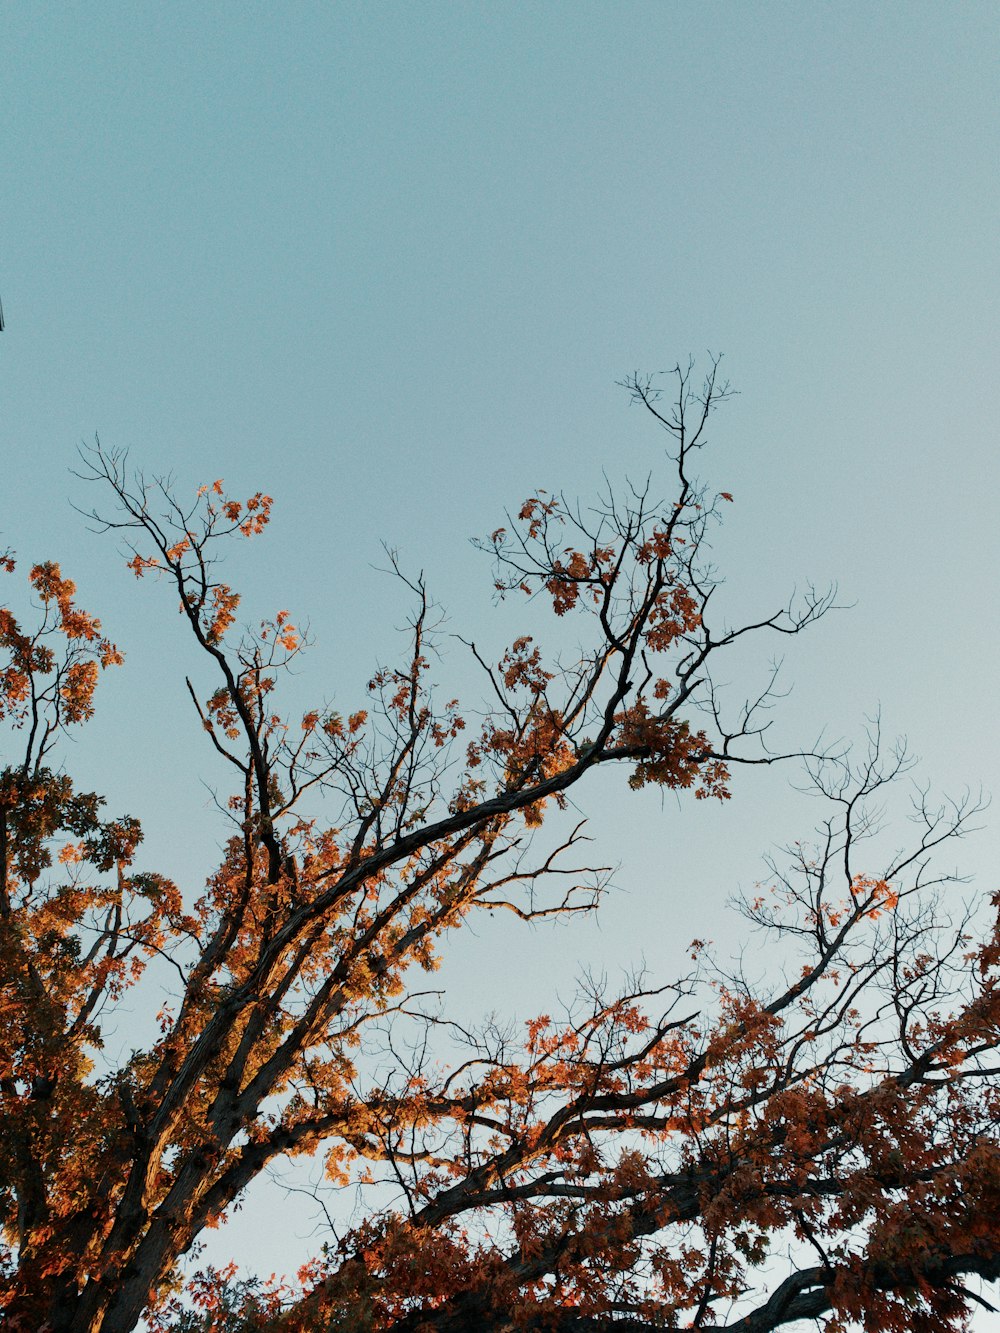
[1,362,999,1333]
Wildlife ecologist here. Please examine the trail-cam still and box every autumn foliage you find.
[2,363,999,1332]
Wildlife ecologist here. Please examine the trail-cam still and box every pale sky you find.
[3,0,999,1313]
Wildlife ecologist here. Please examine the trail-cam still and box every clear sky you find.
[3,0,1000,1307]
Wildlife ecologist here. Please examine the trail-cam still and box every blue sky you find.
[3,0,999,1297]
